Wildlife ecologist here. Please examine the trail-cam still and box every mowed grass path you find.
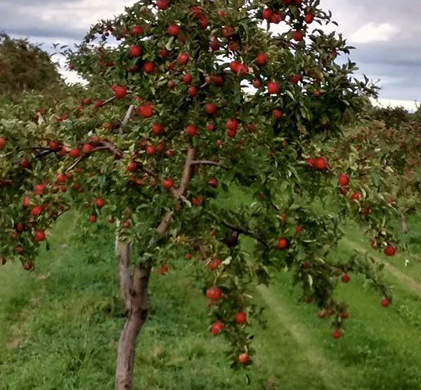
[1,213,421,389]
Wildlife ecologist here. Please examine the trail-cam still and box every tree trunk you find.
[115,263,151,390]
[401,212,408,234]
[116,240,132,310]
[114,147,195,389]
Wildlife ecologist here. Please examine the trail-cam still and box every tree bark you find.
[115,263,151,390]
[401,212,408,234]
[117,240,132,311]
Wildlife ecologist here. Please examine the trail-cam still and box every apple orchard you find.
[0,0,413,389]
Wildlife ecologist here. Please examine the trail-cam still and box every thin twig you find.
[120,105,135,134]
[137,164,158,178]
[101,96,117,107]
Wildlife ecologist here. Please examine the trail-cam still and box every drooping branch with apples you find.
[0,0,414,389]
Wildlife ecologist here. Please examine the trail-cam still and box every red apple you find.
[341,274,350,283]
[0,137,6,150]
[205,103,218,115]
[234,311,247,324]
[255,53,267,66]
[69,148,80,158]
[20,158,30,169]
[23,261,34,271]
[338,174,349,186]
[267,81,279,94]
[163,178,174,189]
[34,184,45,194]
[82,144,93,154]
[208,178,218,188]
[304,13,314,23]
[129,45,142,57]
[262,8,273,20]
[49,141,60,151]
[290,73,301,84]
[34,230,46,242]
[239,353,250,364]
[206,287,222,300]
[186,125,197,136]
[187,86,197,97]
[156,0,169,10]
[114,86,128,99]
[332,329,341,339]
[158,47,169,58]
[314,157,327,170]
[276,238,288,250]
[127,162,137,172]
[226,118,238,131]
[293,30,304,42]
[273,109,283,119]
[253,79,261,88]
[31,206,43,217]
[146,145,156,155]
[131,25,143,36]
[381,297,390,307]
[95,198,104,208]
[182,74,193,84]
[211,322,225,335]
[167,24,181,37]
[384,245,396,257]
[178,53,189,65]
[152,123,163,135]
[143,62,155,73]
[210,39,220,51]
[208,258,221,270]
[56,174,67,184]
[138,105,153,118]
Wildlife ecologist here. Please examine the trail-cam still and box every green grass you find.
[1,212,421,389]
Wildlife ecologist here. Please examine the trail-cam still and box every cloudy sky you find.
[1,0,419,110]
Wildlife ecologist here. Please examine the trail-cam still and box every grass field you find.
[1,211,421,390]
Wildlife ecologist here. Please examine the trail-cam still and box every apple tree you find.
[0,0,407,389]
[0,33,62,97]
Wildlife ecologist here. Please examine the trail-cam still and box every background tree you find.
[0,1,410,389]
[0,33,62,97]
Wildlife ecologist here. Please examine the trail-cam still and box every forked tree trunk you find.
[115,263,151,390]
[114,147,195,389]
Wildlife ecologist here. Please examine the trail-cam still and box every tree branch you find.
[155,148,196,237]
[189,160,222,167]
[176,148,196,197]
[66,142,122,172]
[120,105,135,134]
[207,211,269,249]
